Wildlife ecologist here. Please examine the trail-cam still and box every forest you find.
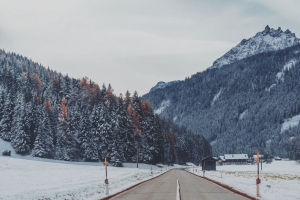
[143,45,300,160]
[0,49,211,165]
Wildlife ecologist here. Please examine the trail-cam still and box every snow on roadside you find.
[0,156,170,200]
[188,160,300,200]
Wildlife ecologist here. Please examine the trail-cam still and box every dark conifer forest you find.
[0,49,211,165]
[143,45,300,160]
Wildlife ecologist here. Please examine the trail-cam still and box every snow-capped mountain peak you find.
[211,26,300,69]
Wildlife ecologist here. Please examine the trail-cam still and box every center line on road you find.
[176,178,180,200]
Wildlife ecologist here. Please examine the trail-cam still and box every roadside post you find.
[256,152,261,197]
[261,155,263,171]
[104,157,109,195]
[203,162,205,177]
[151,164,153,177]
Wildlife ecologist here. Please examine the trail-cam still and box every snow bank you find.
[0,138,17,157]
[0,156,170,200]
[188,160,300,200]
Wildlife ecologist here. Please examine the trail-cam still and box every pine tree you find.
[109,96,127,165]
[85,105,99,161]
[32,108,54,158]
[116,95,134,162]
[11,94,31,154]
[98,100,113,160]
[0,89,6,122]
[56,97,76,161]
[0,93,14,141]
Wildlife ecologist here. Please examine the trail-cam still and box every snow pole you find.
[151,164,153,177]
[261,155,263,171]
[136,144,139,168]
[104,157,109,195]
[256,152,261,197]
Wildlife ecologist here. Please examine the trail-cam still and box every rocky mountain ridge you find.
[211,25,300,69]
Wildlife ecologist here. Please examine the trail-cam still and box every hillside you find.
[143,26,300,159]
[0,49,211,165]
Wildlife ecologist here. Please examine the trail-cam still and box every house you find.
[202,157,217,171]
[223,154,249,164]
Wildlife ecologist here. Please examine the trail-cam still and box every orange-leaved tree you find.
[59,97,67,122]
[128,104,141,136]
[44,98,52,111]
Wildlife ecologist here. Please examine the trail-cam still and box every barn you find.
[223,154,249,164]
[201,157,217,171]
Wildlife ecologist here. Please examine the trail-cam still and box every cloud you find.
[0,0,299,95]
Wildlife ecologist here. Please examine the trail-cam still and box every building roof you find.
[219,156,226,161]
[202,156,218,161]
[224,154,248,160]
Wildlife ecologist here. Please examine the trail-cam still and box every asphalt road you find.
[111,169,249,200]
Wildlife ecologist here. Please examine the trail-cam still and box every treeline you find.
[0,49,211,165]
[143,44,300,159]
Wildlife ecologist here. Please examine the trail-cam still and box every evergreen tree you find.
[78,111,99,161]
[33,108,54,158]
[56,97,76,161]
[11,94,31,154]
[0,93,14,141]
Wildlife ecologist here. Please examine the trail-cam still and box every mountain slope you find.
[149,80,180,93]
[143,27,300,159]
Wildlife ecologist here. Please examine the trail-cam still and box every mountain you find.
[212,26,300,69]
[143,26,300,159]
[149,80,180,93]
[0,49,211,164]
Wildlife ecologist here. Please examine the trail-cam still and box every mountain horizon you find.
[144,26,300,159]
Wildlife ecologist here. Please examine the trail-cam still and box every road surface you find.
[111,169,249,200]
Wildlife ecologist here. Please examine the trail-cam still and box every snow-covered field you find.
[0,139,170,200]
[188,160,300,200]
[2,136,300,200]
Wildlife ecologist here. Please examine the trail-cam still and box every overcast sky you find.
[1,0,300,95]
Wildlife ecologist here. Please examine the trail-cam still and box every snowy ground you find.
[0,139,171,200]
[2,137,300,200]
[188,160,300,200]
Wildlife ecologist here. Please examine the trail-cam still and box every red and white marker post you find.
[104,157,109,195]
[256,152,261,197]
